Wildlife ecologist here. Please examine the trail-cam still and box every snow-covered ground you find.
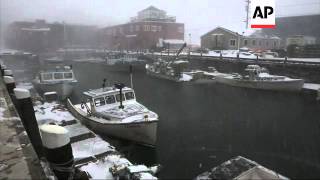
[151,50,320,63]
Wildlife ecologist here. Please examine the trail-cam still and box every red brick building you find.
[102,6,184,50]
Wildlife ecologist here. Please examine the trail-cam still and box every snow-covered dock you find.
[34,102,157,179]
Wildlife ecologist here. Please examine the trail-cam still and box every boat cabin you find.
[39,66,75,82]
[245,65,284,81]
[83,87,136,108]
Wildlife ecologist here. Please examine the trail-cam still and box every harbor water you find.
[5,58,320,179]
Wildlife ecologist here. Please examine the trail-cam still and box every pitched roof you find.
[201,26,239,38]
[140,6,162,13]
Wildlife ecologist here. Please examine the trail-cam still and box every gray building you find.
[201,27,281,50]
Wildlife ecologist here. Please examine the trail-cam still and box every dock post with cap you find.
[13,88,44,158]
[40,124,74,180]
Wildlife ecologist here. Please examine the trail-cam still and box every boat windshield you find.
[54,72,63,79]
[94,97,106,107]
[64,72,73,79]
[41,71,74,81]
[42,73,53,80]
[125,92,135,100]
[105,95,116,104]
[116,94,126,102]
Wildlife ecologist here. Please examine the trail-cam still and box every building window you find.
[244,39,248,46]
[130,25,134,32]
[230,39,236,47]
[119,27,123,34]
[178,26,184,33]
[151,25,157,32]
[259,40,262,46]
[144,25,150,31]
[266,41,269,47]
[273,41,277,47]
[135,25,140,31]
[252,40,256,46]
[158,26,162,32]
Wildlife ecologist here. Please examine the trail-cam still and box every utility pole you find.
[245,0,251,29]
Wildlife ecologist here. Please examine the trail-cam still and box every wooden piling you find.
[40,124,74,180]
[3,76,16,96]
[4,69,13,77]
[14,88,44,158]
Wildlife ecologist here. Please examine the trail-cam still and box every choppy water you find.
[4,57,320,179]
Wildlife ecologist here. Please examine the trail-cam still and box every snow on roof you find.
[202,26,239,38]
[84,87,133,98]
[21,27,50,32]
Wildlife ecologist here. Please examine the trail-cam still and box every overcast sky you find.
[1,0,319,44]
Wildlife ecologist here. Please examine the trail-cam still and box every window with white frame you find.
[244,39,248,46]
[144,25,150,31]
[151,25,157,32]
[230,39,236,46]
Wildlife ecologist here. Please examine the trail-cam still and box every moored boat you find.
[33,65,78,100]
[146,59,192,82]
[183,67,228,84]
[67,83,159,146]
[216,65,304,91]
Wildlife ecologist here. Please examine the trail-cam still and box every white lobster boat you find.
[67,84,158,146]
[216,65,304,91]
[33,66,77,100]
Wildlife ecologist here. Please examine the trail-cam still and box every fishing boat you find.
[146,59,192,82]
[104,52,145,71]
[67,83,158,146]
[216,65,304,91]
[183,67,228,84]
[145,43,192,82]
[33,65,78,100]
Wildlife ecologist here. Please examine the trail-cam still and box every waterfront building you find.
[101,6,184,50]
[201,27,281,51]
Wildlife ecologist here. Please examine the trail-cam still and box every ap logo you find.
[250,0,276,28]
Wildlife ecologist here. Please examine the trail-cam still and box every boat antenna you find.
[102,78,107,91]
[114,83,125,109]
[129,65,133,88]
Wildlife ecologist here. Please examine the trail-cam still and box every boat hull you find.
[67,99,157,146]
[33,80,77,100]
[216,76,304,91]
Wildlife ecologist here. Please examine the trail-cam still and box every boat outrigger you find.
[33,65,77,100]
[67,82,159,146]
[216,65,304,91]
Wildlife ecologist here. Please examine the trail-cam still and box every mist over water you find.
[69,61,320,179]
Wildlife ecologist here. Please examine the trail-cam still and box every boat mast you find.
[129,65,133,88]
[115,83,125,109]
